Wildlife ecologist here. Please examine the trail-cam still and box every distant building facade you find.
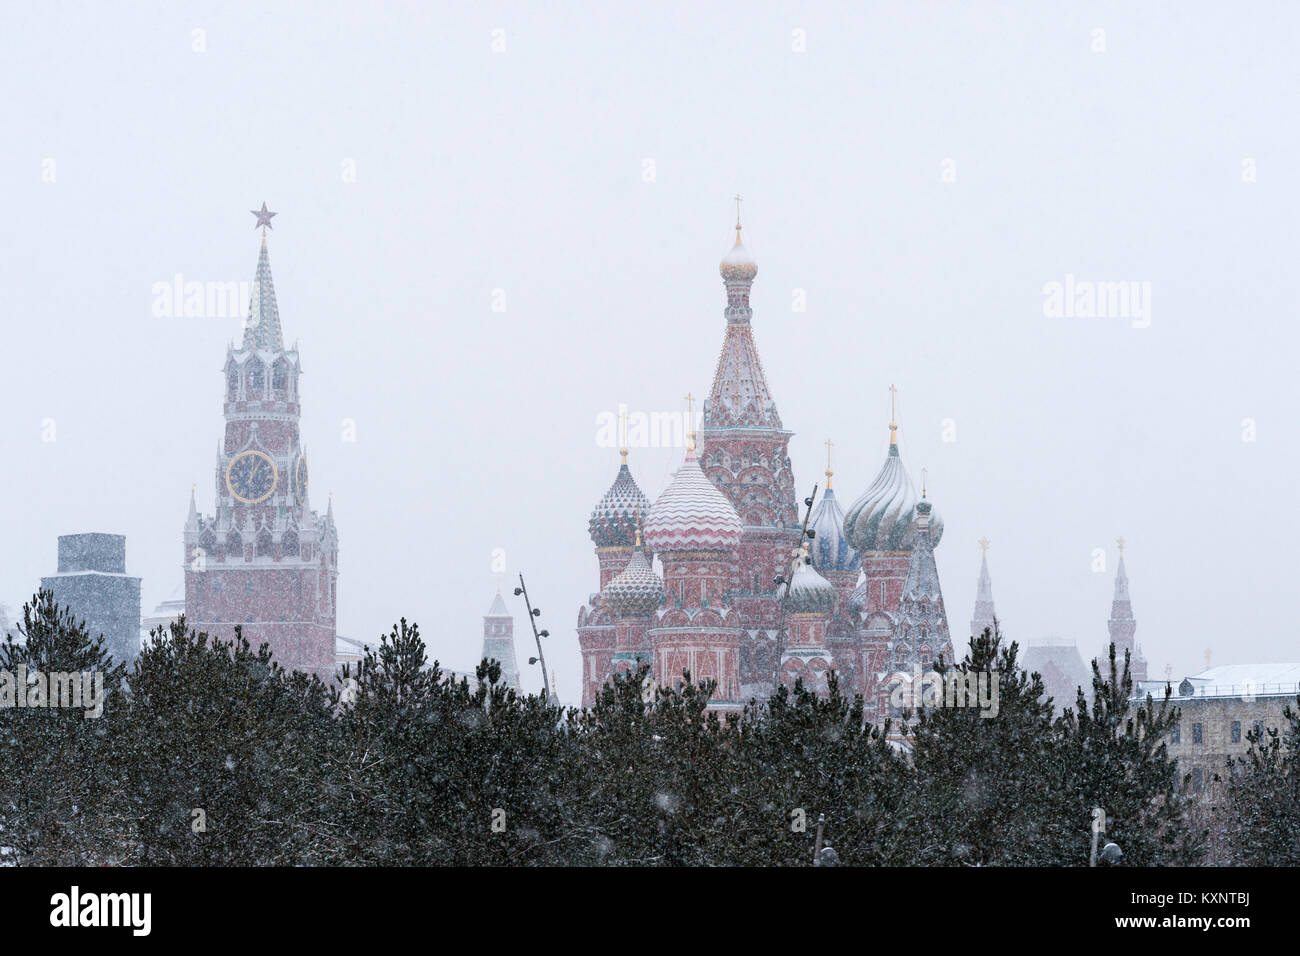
[41,533,142,666]
[1138,663,1300,800]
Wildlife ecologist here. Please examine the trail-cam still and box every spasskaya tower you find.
[182,204,339,679]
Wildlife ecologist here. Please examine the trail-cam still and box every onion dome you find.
[719,226,758,282]
[809,462,860,573]
[643,444,742,553]
[781,548,837,615]
[843,424,943,553]
[602,530,664,618]
[588,450,651,548]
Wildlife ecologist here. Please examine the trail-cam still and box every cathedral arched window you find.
[199,529,217,556]
[271,359,287,393]
[227,368,240,400]
[256,530,274,557]
[247,360,265,396]
[225,530,243,559]
[281,530,299,557]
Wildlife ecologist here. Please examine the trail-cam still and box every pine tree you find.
[0,590,127,864]
[113,617,337,864]
[1055,644,1204,865]
[901,626,1068,865]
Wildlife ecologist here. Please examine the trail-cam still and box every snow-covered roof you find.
[1165,662,1300,699]
[643,447,742,552]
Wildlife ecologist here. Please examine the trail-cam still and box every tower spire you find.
[971,538,997,639]
[243,203,284,351]
[1107,538,1146,681]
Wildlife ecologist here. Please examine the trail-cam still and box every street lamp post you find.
[513,573,550,700]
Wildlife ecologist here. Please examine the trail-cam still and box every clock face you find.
[293,455,309,505]
[226,450,278,504]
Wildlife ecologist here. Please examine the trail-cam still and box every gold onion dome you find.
[719,226,758,282]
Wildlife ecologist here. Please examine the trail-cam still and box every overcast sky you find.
[2,1,1296,699]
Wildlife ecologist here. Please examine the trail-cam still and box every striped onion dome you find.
[602,543,664,618]
[643,446,743,553]
[781,552,837,615]
[589,458,651,548]
[843,435,944,553]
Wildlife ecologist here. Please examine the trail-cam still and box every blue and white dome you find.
[809,484,860,572]
[843,438,943,553]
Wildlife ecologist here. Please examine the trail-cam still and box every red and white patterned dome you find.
[643,447,742,553]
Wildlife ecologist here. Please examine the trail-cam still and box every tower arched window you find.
[199,529,217,554]
[247,360,265,396]
[281,530,299,557]
[226,368,240,400]
[256,530,274,557]
[271,359,287,394]
[225,530,243,559]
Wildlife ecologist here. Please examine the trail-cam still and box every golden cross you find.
[684,392,696,450]
[734,194,742,229]
[889,384,898,424]
[921,467,928,497]
[824,438,834,471]
[618,406,629,461]
[978,536,990,555]
[1116,537,1125,557]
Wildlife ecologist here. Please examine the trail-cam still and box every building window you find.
[1192,723,1203,744]
[1231,721,1241,744]
[1192,768,1203,793]
[248,360,265,395]
[1170,724,1180,744]
[244,577,254,594]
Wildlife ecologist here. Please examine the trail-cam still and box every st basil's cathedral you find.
[576,212,954,721]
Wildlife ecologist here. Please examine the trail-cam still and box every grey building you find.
[40,533,142,666]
